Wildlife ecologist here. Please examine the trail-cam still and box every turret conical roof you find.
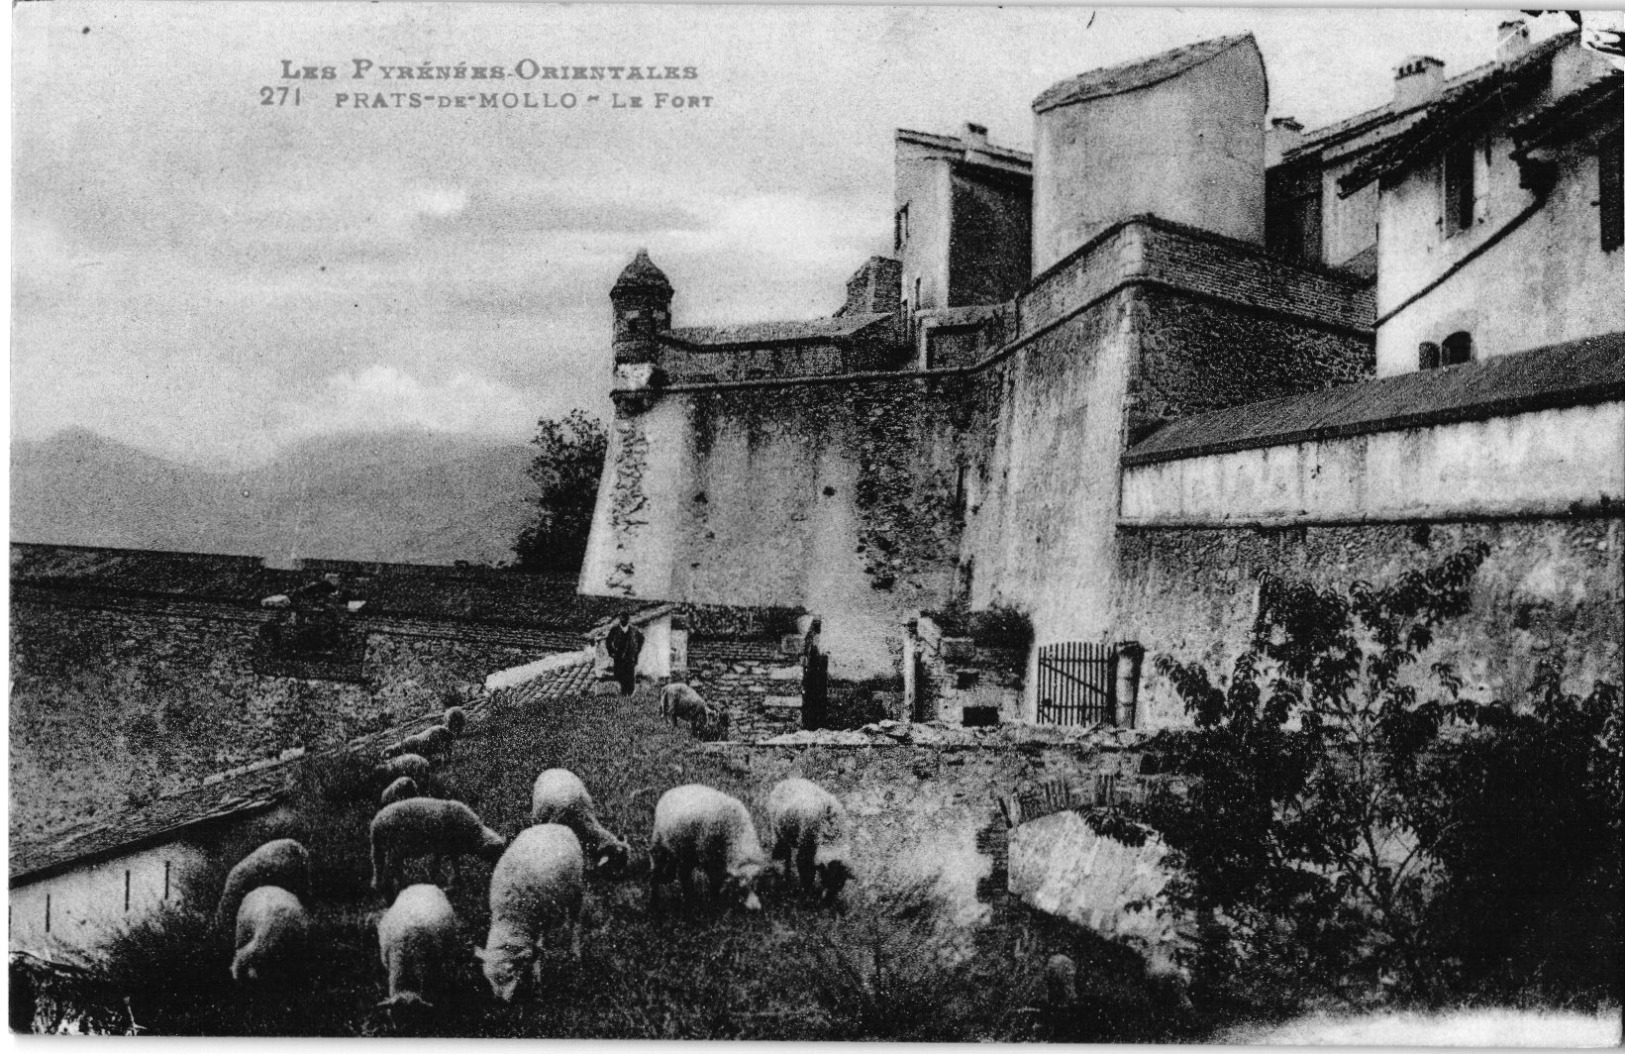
[612,248,673,296]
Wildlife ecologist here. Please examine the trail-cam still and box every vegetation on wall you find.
[1090,543,1621,1010]
[513,411,608,572]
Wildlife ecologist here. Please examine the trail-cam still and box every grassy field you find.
[101,678,1205,1040]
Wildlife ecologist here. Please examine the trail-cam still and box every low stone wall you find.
[697,732,1184,968]
[684,641,803,742]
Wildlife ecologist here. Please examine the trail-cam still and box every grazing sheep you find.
[230,886,309,983]
[375,754,433,784]
[370,798,506,897]
[477,824,585,1003]
[766,778,854,901]
[214,838,311,933]
[394,726,453,760]
[648,784,766,913]
[443,706,467,735]
[658,683,712,732]
[529,769,632,876]
[377,884,463,1014]
[381,776,421,807]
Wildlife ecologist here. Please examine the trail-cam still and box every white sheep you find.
[476,824,585,1003]
[659,683,712,732]
[380,776,421,807]
[766,778,854,901]
[230,885,310,983]
[376,754,433,784]
[529,768,632,876]
[370,798,507,897]
[443,706,467,735]
[377,883,463,1014]
[648,784,766,912]
[214,838,311,933]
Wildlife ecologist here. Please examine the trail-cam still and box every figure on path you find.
[606,613,643,697]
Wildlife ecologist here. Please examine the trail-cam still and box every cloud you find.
[275,365,538,443]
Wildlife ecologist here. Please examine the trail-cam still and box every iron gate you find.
[1036,641,1116,726]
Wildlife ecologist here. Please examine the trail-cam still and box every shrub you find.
[1109,543,1621,1009]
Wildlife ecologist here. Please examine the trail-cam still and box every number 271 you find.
[260,86,301,105]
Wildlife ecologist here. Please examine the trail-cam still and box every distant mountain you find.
[10,428,538,566]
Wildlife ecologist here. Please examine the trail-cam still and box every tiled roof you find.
[1123,332,1625,466]
[1033,34,1255,114]
[1338,30,1580,197]
[662,313,892,348]
[1281,63,1494,165]
[10,543,654,634]
[1509,71,1623,152]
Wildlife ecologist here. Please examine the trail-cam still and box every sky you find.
[9,1,1574,469]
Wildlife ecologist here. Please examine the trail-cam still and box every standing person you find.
[606,613,643,696]
[801,619,828,731]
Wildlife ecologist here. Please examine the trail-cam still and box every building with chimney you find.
[581,26,1623,728]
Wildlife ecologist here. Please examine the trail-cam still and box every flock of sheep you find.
[212,700,855,1019]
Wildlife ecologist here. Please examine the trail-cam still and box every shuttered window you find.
[1444,142,1475,235]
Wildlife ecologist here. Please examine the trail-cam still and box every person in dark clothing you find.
[801,618,828,730]
[606,613,643,696]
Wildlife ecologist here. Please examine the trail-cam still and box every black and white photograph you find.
[8,0,1624,1041]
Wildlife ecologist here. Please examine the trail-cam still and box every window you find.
[1444,141,1475,235]
[1441,331,1473,366]
[894,204,909,251]
[1266,164,1322,263]
[1602,130,1623,253]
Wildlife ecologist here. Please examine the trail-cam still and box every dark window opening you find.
[1442,331,1473,366]
[1601,130,1623,253]
[1418,341,1442,370]
[1444,142,1475,234]
[894,204,909,251]
[1266,165,1323,264]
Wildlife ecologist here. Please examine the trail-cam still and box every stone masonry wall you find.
[696,738,1182,964]
[1114,518,1624,727]
[8,595,558,843]
[683,640,803,741]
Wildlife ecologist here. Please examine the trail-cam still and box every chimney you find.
[1497,19,1531,64]
[1266,116,1304,166]
[1394,55,1445,109]
[962,122,989,148]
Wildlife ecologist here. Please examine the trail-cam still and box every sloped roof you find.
[611,248,673,296]
[661,313,892,349]
[1338,30,1580,197]
[895,127,1033,167]
[1123,332,1625,466]
[1280,63,1494,165]
[1033,34,1256,114]
[1509,70,1623,153]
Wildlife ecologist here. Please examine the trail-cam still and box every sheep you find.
[381,776,421,807]
[377,884,463,1015]
[375,753,433,785]
[443,706,467,735]
[230,885,309,983]
[766,778,854,901]
[528,768,632,876]
[658,683,712,732]
[476,824,585,1003]
[214,838,311,933]
[392,725,452,760]
[370,798,506,898]
[648,784,766,913]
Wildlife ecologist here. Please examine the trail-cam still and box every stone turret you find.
[611,249,673,366]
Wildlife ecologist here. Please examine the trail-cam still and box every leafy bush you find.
[970,604,1034,655]
[514,410,608,572]
[1106,543,1621,1008]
